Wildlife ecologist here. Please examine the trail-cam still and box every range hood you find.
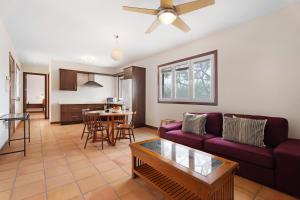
[82,74,103,87]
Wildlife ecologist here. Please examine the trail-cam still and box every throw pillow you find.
[223,116,240,142]
[182,113,207,135]
[238,118,267,147]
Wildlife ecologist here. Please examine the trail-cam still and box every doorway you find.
[23,72,49,119]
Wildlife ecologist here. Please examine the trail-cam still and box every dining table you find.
[86,110,133,145]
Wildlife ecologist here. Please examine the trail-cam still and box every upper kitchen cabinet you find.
[123,67,133,79]
[59,69,77,91]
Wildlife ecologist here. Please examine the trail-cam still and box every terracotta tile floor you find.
[0,117,298,200]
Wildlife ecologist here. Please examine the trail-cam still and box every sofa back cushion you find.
[189,112,223,136]
[224,113,288,147]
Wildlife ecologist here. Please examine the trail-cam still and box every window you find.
[158,50,217,105]
[161,69,172,99]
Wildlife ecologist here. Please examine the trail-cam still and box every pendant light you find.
[111,34,123,61]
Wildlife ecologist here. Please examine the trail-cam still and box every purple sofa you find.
[159,112,223,150]
[159,112,299,198]
[274,139,300,197]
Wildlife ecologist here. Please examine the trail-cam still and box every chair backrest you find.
[130,111,137,128]
[85,113,102,132]
[82,108,90,123]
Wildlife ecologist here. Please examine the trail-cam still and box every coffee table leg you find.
[132,156,137,178]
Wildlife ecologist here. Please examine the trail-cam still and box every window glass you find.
[193,59,211,100]
[175,65,189,99]
[162,69,172,99]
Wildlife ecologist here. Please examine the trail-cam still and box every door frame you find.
[9,52,16,133]
[23,72,49,119]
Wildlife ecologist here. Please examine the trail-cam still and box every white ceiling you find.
[0,0,299,67]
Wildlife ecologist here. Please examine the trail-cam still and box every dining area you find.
[81,108,136,150]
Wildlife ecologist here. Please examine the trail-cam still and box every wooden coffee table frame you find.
[130,139,239,200]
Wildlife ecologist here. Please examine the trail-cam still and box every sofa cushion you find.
[189,112,223,136]
[204,137,274,169]
[164,130,216,150]
[182,113,207,135]
[225,113,288,147]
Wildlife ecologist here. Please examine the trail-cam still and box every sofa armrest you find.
[159,122,182,138]
[274,139,300,197]
[274,139,300,157]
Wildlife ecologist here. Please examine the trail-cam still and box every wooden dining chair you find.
[81,108,90,140]
[116,111,136,143]
[114,115,126,125]
[84,113,110,149]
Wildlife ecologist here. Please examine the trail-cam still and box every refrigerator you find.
[119,78,133,121]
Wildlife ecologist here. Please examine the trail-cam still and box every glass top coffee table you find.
[130,138,238,200]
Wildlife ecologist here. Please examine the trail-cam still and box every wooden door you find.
[9,53,16,133]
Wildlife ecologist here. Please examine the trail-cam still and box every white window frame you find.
[158,50,218,105]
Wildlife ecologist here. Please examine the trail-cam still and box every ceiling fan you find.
[123,0,215,33]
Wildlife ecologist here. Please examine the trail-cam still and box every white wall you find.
[22,63,49,74]
[50,61,119,122]
[122,4,300,139]
[27,75,45,104]
[0,19,22,148]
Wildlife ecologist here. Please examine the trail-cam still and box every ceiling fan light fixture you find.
[158,9,177,24]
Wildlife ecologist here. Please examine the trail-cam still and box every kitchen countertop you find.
[60,102,123,105]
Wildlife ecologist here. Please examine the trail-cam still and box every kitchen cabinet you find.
[60,103,121,125]
[59,69,77,91]
[123,67,133,79]
[61,104,105,125]
[119,66,145,127]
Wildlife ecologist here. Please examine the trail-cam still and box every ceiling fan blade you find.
[123,6,158,15]
[172,17,191,32]
[146,19,161,34]
[160,0,173,8]
[175,0,214,15]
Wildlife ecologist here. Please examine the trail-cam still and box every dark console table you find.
[0,113,30,156]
